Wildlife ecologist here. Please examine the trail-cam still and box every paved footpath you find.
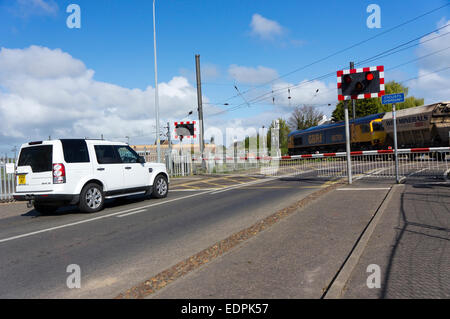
[151,179,450,299]
[342,181,450,298]
[151,180,393,298]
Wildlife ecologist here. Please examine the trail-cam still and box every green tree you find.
[331,81,424,121]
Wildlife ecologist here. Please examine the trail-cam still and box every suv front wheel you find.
[79,183,104,213]
[152,175,168,198]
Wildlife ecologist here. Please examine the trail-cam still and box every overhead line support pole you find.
[195,54,205,167]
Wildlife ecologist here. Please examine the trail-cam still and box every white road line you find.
[0,172,323,244]
[210,170,316,195]
[407,168,427,177]
[170,188,220,192]
[117,209,147,218]
[337,188,391,191]
[210,177,278,194]
[0,190,212,244]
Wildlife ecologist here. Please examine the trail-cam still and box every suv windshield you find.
[18,145,53,172]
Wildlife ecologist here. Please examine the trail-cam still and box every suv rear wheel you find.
[152,175,168,198]
[79,183,104,213]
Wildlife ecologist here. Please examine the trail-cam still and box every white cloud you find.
[250,14,284,40]
[409,18,450,103]
[14,0,59,17]
[408,68,450,103]
[0,46,215,146]
[228,64,279,85]
[416,18,450,71]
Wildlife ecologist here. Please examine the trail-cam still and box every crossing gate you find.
[195,147,450,180]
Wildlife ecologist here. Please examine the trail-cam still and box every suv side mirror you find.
[138,156,146,164]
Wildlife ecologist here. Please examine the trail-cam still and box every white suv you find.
[13,139,169,214]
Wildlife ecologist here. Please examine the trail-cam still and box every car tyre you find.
[152,175,168,198]
[79,183,104,213]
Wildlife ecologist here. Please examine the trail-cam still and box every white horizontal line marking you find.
[0,190,212,244]
[0,172,320,244]
[337,188,391,191]
[117,209,147,218]
[170,188,220,192]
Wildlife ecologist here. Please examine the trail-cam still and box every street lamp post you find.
[153,0,161,163]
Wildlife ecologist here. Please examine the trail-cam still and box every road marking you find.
[240,186,322,189]
[337,187,391,191]
[117,209,147,218]
[0,190,212,244]
[209,170,315,194]
[407,168,427,177]
[210,177,278,194]
[170,188,221,192]
[0,172,328,244]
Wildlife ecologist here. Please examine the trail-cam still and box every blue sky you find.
[0,0,449,154]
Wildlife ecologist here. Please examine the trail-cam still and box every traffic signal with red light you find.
[174,121,196,140]
[365,72,374,81]
[337,66,384,100]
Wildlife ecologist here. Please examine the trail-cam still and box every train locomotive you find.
[287,101,450,155]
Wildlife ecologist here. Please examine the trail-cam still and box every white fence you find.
[0,157,15,202]
[2,147,448,202]
[192,147,450,180]
[137,147,450,180]
[138,150,195,177]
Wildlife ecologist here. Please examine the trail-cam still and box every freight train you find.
[287,101,450,155]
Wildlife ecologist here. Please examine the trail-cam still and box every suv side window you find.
[61,139,90,163]
[115,145,140,163]
[94,145,121,164]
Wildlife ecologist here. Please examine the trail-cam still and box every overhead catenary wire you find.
[354,25,449,67]
[214,3,450,106]
[209,24,450,116]
[209,66,450,120]
[209,63,450,117]
[233,24,449,110]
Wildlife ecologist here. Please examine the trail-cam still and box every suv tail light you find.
[53,163,66,184]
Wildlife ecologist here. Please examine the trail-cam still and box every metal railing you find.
[137,150,194,177]
[2,147,446,203]
[192,147,450,180]
[0,157,16,202]
[138,147,449,180]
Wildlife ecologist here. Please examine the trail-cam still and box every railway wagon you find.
[382,101,450,148]
[288,113,385,155]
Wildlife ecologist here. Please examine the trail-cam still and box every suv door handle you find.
[125,167,132,170]
[97,168,105,171]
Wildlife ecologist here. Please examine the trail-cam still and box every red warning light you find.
[366,72,374,81]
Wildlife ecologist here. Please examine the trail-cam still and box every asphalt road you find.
[0,174,334,298]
